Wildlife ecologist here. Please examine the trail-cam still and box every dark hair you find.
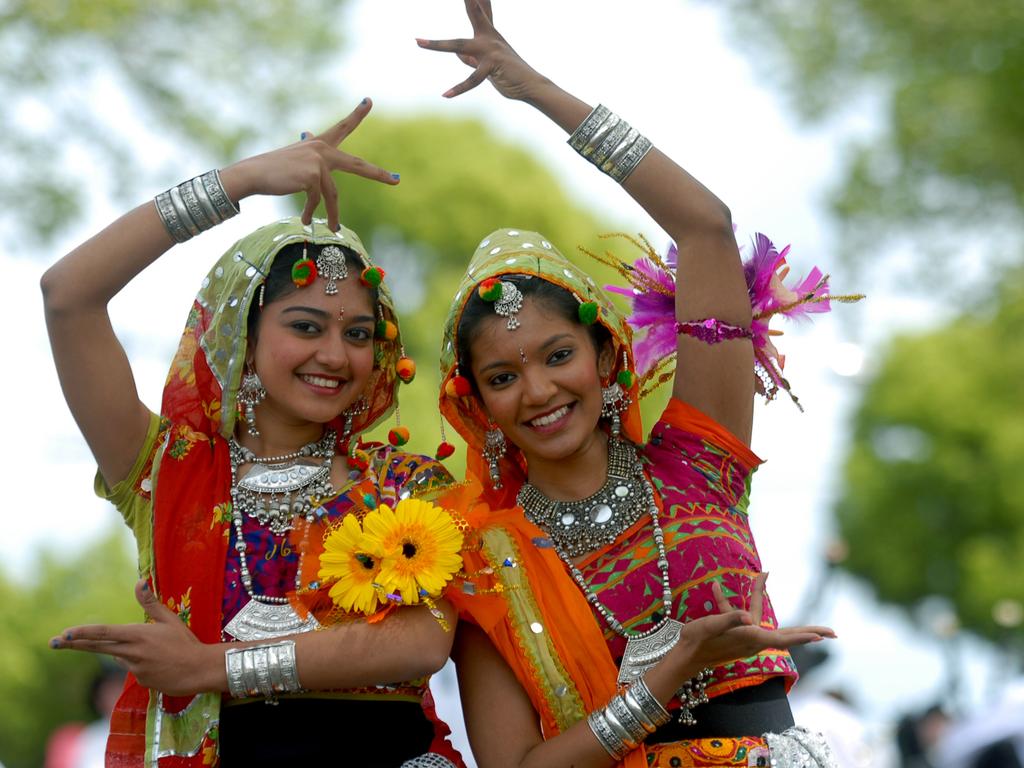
[456,274,610,387]
[245,242,374,341]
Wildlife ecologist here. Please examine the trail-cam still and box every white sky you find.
[1,1,1007,764]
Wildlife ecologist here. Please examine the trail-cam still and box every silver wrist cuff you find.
[154,169,239,243]
[567,104,653,184]
[607,693,649,744]
[225,639,301,699]
[627,675,672,729]
[587,709,631,760]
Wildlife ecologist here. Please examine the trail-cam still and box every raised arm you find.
[41,100,401,487]
[418,1,755,443]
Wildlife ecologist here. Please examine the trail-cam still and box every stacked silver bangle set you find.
[224,639,303,700]
[587,675,671,760]
[568,104,653,183]
[154,169,240,243]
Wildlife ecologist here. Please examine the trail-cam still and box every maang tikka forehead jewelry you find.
[317,245,348,295]
[478,278,523,331]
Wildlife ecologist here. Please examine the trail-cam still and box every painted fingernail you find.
[391,173,401,181]
[141,581,150,592]
[50,638,60,649]
[65,632,73,641]
[361,97,369,105]
[300,131,309,140]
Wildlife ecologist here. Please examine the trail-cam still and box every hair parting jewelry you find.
[567,105,653,183]
[317,245,348,295]
[154,170,240,243]
[225,639,302,699]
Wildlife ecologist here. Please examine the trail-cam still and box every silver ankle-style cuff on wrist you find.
[225,639,302,700]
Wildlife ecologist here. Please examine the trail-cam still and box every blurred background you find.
[2,1,1022,766]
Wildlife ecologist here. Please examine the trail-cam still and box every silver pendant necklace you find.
[516,438,647,557]
[517,438,679,685]
[223,430,336,641]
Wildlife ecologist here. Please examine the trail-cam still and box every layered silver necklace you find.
[517,438,682,685]
[223,429,336,641]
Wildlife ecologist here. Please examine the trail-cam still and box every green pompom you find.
[617,370,636,389]
[578,301,600,325]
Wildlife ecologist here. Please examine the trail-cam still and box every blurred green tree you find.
[715,0,1024,287]
[0,527,138,768]
[1,0,353,244]
[835,271,1024,643]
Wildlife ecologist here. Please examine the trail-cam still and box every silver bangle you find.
[602,702,639,750]
[153,169,239,243]
[609,134,652,183]
[568,104,612,152]
[587,709,631,761]
[224,640,301,699]
[627,675,672,729]
[568,105,653,184]
[200,169,240,220]
[154,190,191,243]
[607,694,649,744]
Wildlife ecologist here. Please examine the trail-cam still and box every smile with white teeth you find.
[300,374,340,389]
[529,405,570,427]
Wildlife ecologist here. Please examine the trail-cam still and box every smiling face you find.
[468,296,613,467]
[247,271,376,434]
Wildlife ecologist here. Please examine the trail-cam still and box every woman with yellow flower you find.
[43,100,465,767]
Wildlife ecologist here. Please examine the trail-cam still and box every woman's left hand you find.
[416,0,546,100]
[50,579,216,697]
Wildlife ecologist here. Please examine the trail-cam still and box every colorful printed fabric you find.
[578,399,797,698]
[646,736,772,766]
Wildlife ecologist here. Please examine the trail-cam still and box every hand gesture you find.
[50,579,216,697]
[417,0,543,100]
[676,574,835,673]
[223,98,399,231]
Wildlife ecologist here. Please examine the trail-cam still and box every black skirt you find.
[219,698,435,766]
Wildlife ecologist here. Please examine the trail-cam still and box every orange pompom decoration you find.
[616,370,636,389]
[291,258,318,287]
[360,266,386,287]
[375,320,398,341]
[396,357,416,383]
[348,448,370,472]
[435,441,456,460]
[477,277,503,302]
[388,426,410,446]
[444,375,472,398]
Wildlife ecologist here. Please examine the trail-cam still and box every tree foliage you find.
[835,272,1024,643]
[715,0,1024,283]
[1,0,352,245]
[0,527,139,768]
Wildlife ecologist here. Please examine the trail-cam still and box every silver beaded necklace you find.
[517,438,683,686]
[222,429,336,641]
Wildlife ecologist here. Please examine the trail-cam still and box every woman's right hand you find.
[674,574,835,675]
[221,98,399,232]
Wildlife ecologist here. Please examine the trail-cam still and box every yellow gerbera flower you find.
[363,499,464,606]
[319,514,384,615]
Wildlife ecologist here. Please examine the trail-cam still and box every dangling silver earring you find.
[237,369,267,437]
[600,382,629,439]
[483,425,507,490]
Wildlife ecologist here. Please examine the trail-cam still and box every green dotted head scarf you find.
[162,216,403,441]
[438,227,641,502]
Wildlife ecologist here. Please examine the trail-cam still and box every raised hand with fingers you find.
[416,0,545,100]
[51,579,216,698]
[676,575,836,676]
[222,97,400,231]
